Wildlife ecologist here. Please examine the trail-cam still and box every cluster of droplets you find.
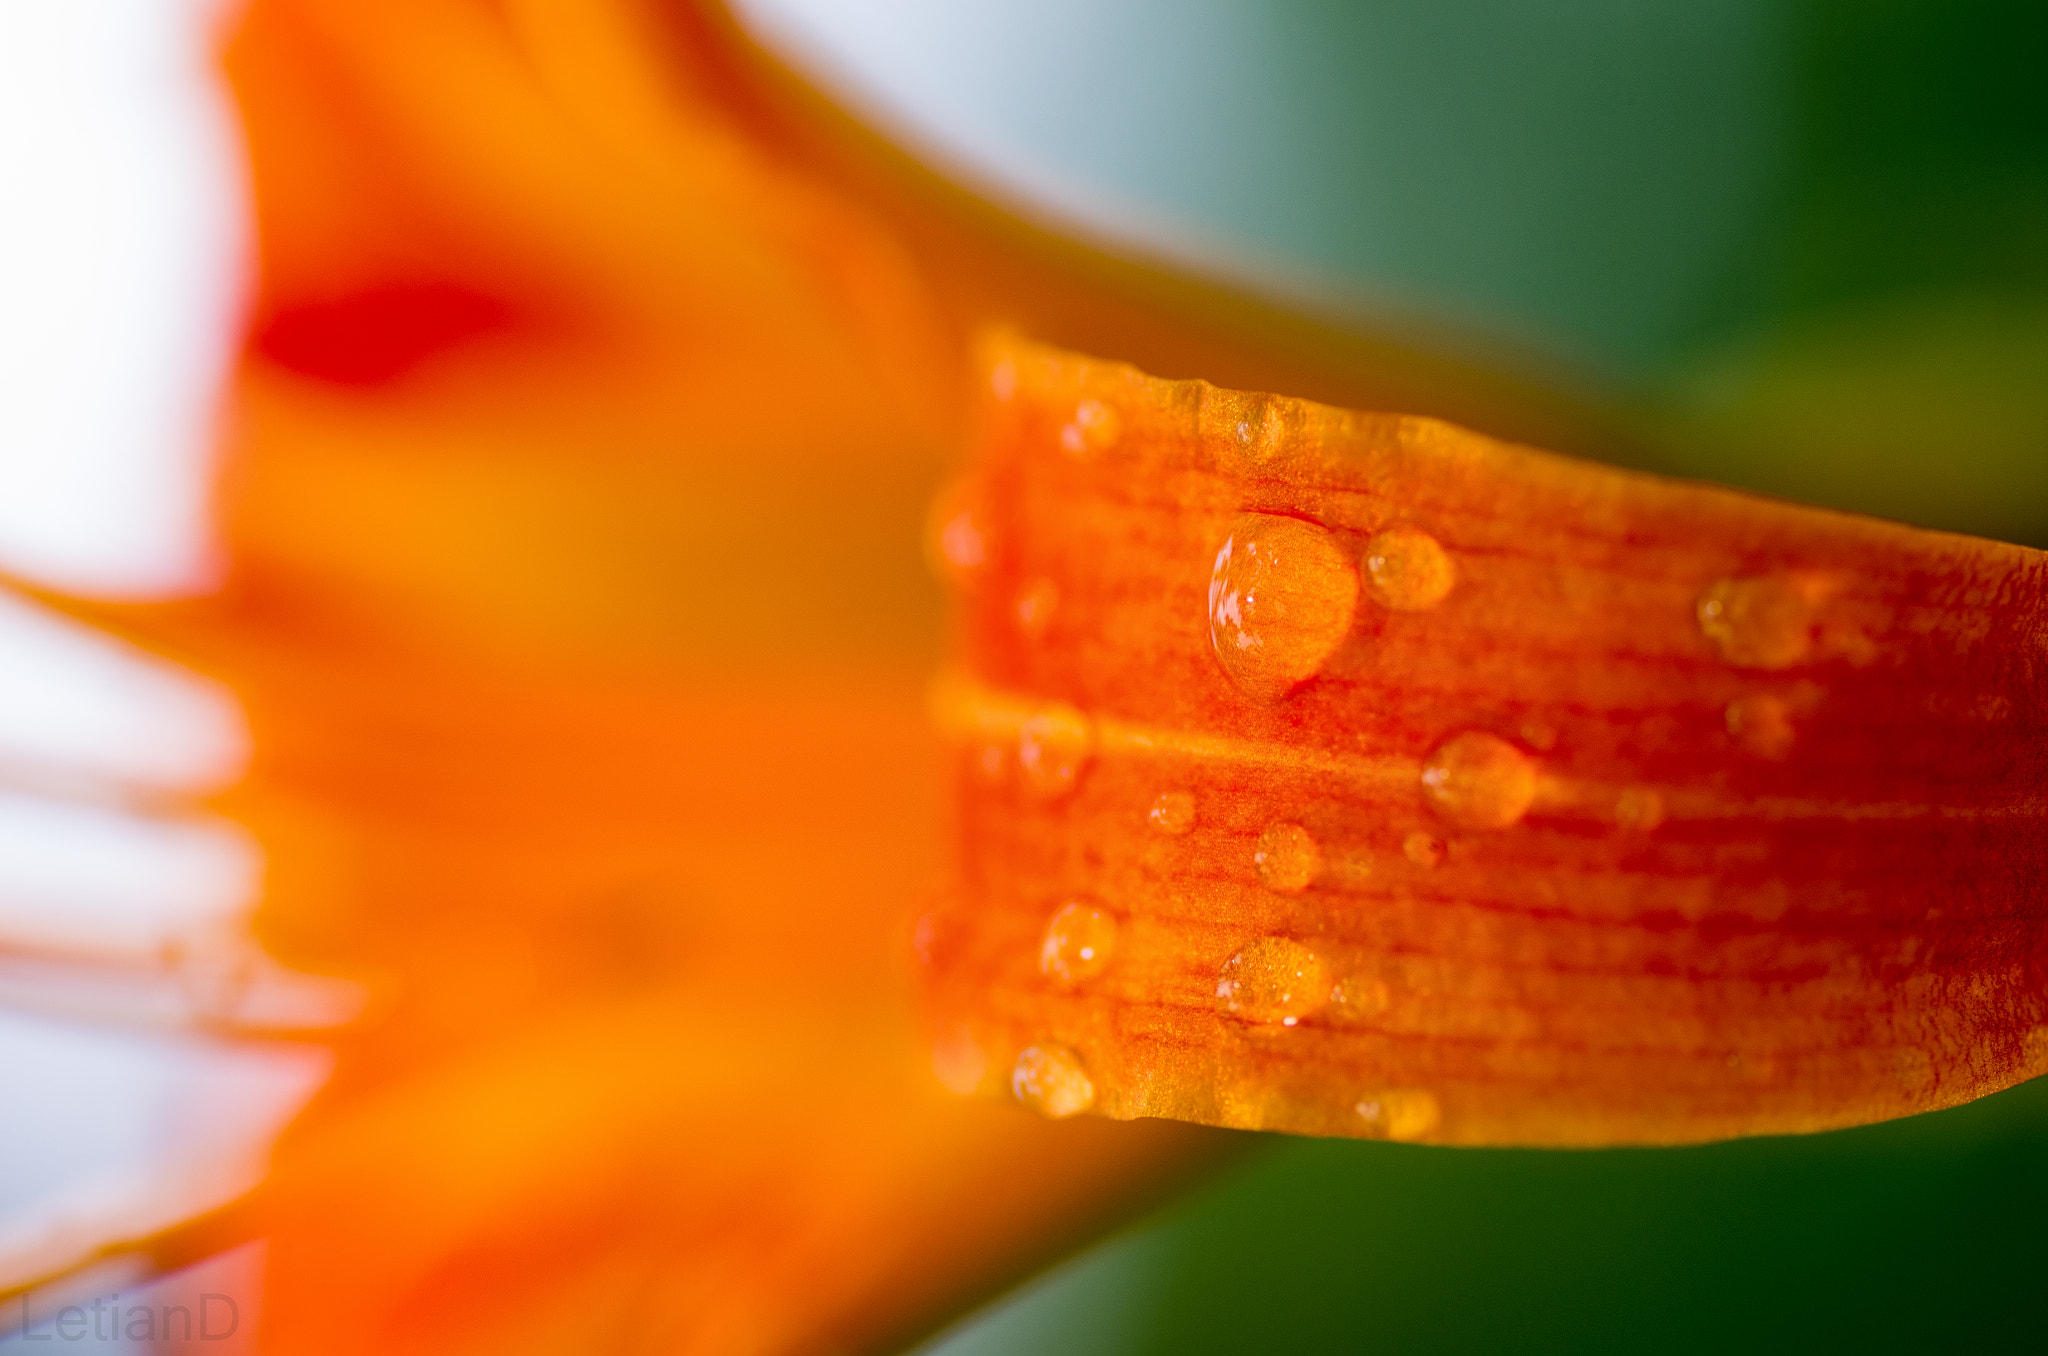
[954,373,1887,1137]
[1207,514,1460,703]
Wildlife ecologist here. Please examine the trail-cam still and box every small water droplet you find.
[1726,693,1795,759]
[1057,397,1121,456]
[972,743,1007,785]
[1420,732,1536,829]
[1254,822,1323,893]
[1015,577,1059,639]
[927,482,988,582]
[1216,936,1329,1025]
[1615,786,1665,832]
[1363,527,1455,611]
[1402,831,1445,867]
[1017,703,1096,800]
[1148,790,1196,835]
[1208,514,1360,702]
[989,357,1018,401]
[1040,902,1117,983]
[933,1024,989,1095]
[1012,1043,1096,1118]
[1354,1088,1440,1141]
[1698,575,1817,669]
[1331,973,1390,1018]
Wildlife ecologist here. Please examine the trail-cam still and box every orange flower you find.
[50,0,2038,1351]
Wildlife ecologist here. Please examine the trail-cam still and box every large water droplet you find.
[1012,1043,1096,1118]
[1216,936,1329,1026]
[1726,693,1795,758]
[1017,703,1095,801]
[1058,397,1121,457]
[1363,527,1455,611]
[1254,822,1323,894]
[1040,902,1117,983]
[1208,514,1359,702]
[1420,731,1535,829]
[1698,575,1816,669]
[1148,790,1196,835]
[1354,1088,1440,1141]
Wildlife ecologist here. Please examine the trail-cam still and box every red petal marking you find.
[253,282,514,386]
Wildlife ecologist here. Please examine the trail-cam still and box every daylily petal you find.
[927,335,2048,1146]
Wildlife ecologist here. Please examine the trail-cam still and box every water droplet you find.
[1040,902,1117,983]
[1331,973,1390,1019]
[932,1024,989,1095]
[1698,575,1817,669]
[1200,389,1289,470]
[1402,831,1445,867]
[1354,1088,1440,1141]
[1216,936,1328,1025]
[1015,577,1059,639]
[1615,786,1665,832]
[927,482,988,581]
[1017,703,1096,801]
[972,743,1007,785]
[1208,514,1360,702]
[1254,822,1323,894]
[1363,527,1455,611]
[1012,1043,1095,1118]
[1148,790,1196,835]
[989,357,1018,401]
[1420,731,1536,829]
[1058,397,1121,456]
[1727,693,1795,759]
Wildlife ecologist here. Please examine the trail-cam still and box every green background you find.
[734,1,2048,1350]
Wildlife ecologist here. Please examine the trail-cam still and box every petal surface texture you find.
[928,335,2048,1147]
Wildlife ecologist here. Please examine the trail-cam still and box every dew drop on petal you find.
[1698,575,1816,669]
[1253,822,1323,894]
[1216,936,1329,1025]
[1727,693,1795,759]
[1058,397,1121,457]
[1040,902,1117,983]
[1354,1088,1440,1141]
[1402,831,1445,868]
[1012,1043,1095,1118]
[1015,577,1058,639]
[1207,514,1360,702]
[1148,790,1196,835]
[1363,527,1455,611]
[1331,973,1390,1019]
[1420,731,1536,829]
[1017,703,1095,801]
[926,482,988,582]
[1615,786,1665,832]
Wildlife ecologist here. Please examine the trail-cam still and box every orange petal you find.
[926,334,2048,1146]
